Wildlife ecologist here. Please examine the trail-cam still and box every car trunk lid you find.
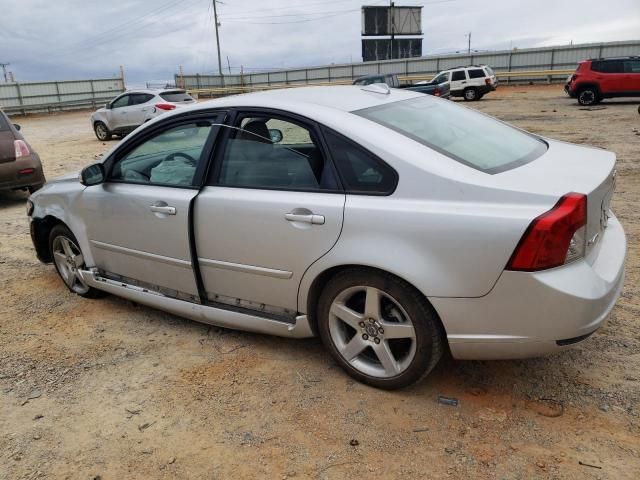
[493,139,616,259]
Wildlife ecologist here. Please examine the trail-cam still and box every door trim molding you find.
[90,240,192,269]
[198,257,293,279]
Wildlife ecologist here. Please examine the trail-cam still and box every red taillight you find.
[14,140,30,158]
[434,87,441,97]
[19,168,35,175]
[485,78,491,85]
[506,193,587,272]
[155,103,176,111]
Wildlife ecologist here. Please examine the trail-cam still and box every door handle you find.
[285,212,325,225]
[150,204,176,215]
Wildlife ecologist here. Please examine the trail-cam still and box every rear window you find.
[0,112,9,131]
[468,69,485,79]
[484,66,495,76]
[160,91,194,102]
[354,96,548,174]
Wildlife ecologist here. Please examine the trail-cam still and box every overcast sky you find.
[1,0,639,85]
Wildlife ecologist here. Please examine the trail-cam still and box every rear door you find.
[591,60,625,94]
[195,110,345,315]
[450,69,467,92]
[128,93,155,125]
[79,114,223,300]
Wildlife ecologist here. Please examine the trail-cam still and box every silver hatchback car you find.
[28,85,626,389]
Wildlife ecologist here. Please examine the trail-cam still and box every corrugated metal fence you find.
[0,77,125,116]
[177,40,640,89]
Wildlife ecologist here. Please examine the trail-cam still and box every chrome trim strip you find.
[77,269,314,338]
[198,257,293,279]
[90,240,192,269]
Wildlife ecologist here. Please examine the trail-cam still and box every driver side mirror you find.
[80,163,106,186]
[105,103,111,110]
[269,128,283,143]
[13,124,21,131]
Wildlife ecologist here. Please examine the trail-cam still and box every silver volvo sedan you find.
[27,85,626,389]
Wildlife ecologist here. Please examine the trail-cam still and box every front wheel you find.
[94,121,112,141]
[49,225,102,298]
[317,268,444,389]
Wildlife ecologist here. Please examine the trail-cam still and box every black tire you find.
[94,121,112,141]
[28,183,44,194]
[577,87,600,106]
[463,87,479,101]
[317,268,444,389]
[49,224,103,298]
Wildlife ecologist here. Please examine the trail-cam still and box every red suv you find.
[565,56,640,106]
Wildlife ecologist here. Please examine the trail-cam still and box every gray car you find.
[90,88,195,141]
[28,86,626,389]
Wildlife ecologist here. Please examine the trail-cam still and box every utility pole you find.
[0,63,10,83]
[466,32,471,54]
[389,1,395,60]
[212,0,224,87]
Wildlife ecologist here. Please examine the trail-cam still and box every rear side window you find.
[624,60,640,73]
[355,96,547,174]
[451,70,466,81]
[129,93,154,106]
[468,69,485,79]
[591,60,624,73]
[160,91,194,102]
[322,128,397,194]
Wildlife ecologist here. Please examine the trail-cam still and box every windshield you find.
[354,96,547,174]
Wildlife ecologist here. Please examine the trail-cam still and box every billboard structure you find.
[361,4,423,61]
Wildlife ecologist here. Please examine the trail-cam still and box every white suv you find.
[431,65,498,101]
[91,89,196,141]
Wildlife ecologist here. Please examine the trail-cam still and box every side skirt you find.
[77,269,315,339]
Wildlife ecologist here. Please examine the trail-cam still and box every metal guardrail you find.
[0,78,125,116]
[187,69,575,97]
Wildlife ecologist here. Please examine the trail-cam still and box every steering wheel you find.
[165,152,197,165]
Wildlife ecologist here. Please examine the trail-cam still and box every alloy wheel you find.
[328,286,417,378]
[95,123,108,140]
[52,235,90,295]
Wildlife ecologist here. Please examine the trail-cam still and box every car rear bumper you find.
[431,213,626,360]
[0,153,45,190]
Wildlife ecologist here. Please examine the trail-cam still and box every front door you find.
[195,112,345,315]
[623,58,640,93]
[79,116,221,300]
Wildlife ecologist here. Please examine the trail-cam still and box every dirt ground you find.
[1,85,639,479]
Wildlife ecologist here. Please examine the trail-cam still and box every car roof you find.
[121,88,185,95]
[185,85,424,115]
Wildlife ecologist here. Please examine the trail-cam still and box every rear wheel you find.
[94,121,112,141]
[28,183,44,194]
[577,87,600,106]
[317,268,444,389]
[49,225,102,298]
[463,87,479,101]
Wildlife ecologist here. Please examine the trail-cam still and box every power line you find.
[44,0,203,59]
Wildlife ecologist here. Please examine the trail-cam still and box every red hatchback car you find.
[565,56,640,106]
